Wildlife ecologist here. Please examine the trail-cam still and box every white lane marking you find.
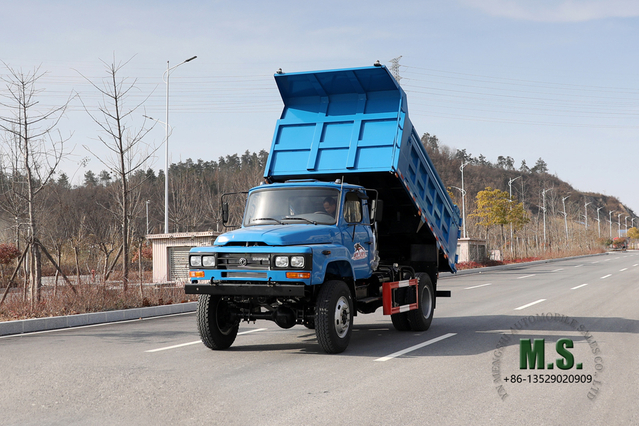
[592,261,599,264]
[601,274,612,279]
[633,264,638,267]
[145,328,267,353]
[620,268,628,272]
[517,274,536,279]
[603,259,612,262]
[552,269,564,272]
[375,333,456,362]
[465,283,492,289]
[574,264,584,268]
[146,341,201,353]
[514,299,546,310]
[571,284,588,290]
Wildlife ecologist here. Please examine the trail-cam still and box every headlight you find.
[202,256,216,267]
[190,256,202,267]
[275,256,289,268]
[290,256,305,268]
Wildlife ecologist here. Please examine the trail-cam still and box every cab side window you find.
[343,192,362,223]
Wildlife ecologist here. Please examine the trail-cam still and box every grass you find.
[0,284,197,322]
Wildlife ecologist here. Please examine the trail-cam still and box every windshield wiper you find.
[251,217,283,224]
[283,216,317,225]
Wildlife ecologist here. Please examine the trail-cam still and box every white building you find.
[147,231,220,284]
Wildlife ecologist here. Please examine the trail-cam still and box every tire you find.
[391,312,411,331]
[315,280,353,354]
[407,273,434,331]
[197,294,239,350]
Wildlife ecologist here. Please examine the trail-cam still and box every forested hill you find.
[420,133,635,221]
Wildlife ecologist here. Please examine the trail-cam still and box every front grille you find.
[217,253,271,270]
[223,272,268,279]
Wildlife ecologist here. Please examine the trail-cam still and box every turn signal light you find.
[189,271,205,278]
[286,272,310,279]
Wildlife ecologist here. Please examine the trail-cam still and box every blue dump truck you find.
[186,64,461,353]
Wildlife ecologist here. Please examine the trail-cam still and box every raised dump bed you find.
[265,65,461,272]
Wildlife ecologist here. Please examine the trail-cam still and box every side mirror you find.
[222,202,229,224]
[371,199,383,222]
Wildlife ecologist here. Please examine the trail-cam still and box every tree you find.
[628,227,639,240]
[531,158,548,174]
[79,57,156,291]
[0,64,71,304]
[421,133,439,154]
[471,187,529,252]
[84,170,98,186]
[56,172,71,189]
[497,156,515,170]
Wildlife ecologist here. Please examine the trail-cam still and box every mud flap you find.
[382,278,419,315]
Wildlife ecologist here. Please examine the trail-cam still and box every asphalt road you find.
[1,252,638,425]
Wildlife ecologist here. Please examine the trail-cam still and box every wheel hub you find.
[334,296,351,338]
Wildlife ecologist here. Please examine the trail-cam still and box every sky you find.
[1,0,638,214]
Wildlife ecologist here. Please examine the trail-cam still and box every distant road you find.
[1,252,638,426]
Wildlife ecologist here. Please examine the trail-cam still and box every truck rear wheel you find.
[407,273,434,331]
[197,294,239,350]
[315,280,353,353]
[391,312,411,331]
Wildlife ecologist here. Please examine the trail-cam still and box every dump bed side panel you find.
[266,67,404,177]
[266,66,461,272]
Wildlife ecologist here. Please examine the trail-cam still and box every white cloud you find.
[461,0,639,22]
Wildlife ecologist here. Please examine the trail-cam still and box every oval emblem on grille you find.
[238,257,248,266]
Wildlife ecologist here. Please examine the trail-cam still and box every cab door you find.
[341,191,374,279]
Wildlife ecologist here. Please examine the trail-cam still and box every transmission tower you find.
[389,56,403,83]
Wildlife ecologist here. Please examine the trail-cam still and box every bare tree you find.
[0,64,71,305]
[78,57,156,291]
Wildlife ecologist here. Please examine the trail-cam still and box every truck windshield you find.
[243,187,339,227]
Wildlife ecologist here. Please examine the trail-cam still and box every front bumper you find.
[185,282,306,297]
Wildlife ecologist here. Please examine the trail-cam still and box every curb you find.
[0,301,198,337]
[439,252,610,279]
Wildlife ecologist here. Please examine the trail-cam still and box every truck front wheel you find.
[315,280,353,354]
[197,294,239,350]
[407,273,434,331]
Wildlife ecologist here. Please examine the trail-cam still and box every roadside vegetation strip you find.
[571,284,588,290]
[146,328,269,353]
[514,299,546,311]
[464,283,492,289]
[374,333,457,362]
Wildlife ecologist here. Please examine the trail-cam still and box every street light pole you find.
[508,176,521,255]
[584,201,592,229]
[561,195,570,244]
[617,213,622,237]
[542,188,552,248]
[596,206,603,238]
[609,211,614,238]
[163,55,197,234]
[460,161,470,238]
